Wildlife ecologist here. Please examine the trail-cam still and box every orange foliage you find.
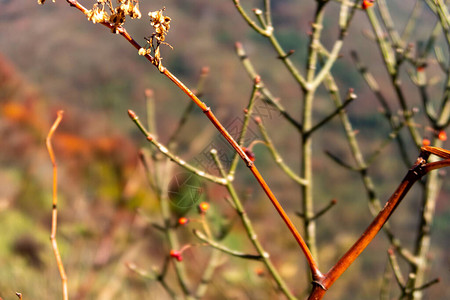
[53,132,92,158]
[1,100,48,134]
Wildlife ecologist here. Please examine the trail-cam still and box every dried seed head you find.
[149,8,171,42]
[84,0,141,31]
[86,4,110,24]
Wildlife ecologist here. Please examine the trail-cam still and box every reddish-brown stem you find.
[421,146,450,172]
[422,145,450,159]
[164,68,323,279]
[62,0,321,279]
[248,164,323,280]
[46,110,68,300]
[308,148,440,299]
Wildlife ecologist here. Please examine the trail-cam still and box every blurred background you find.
[0,0,449,299]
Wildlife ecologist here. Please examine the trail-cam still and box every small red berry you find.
[255,267,265,277]
[170,250,183,261]
[362,0,374,9]
[178,217,189,226]
[422,139,431,146]
[438,131,447,141]
[198,202,210,214]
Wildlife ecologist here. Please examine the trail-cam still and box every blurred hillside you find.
[0,0,449,299]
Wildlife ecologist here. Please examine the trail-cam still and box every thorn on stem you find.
[279,49,295,59]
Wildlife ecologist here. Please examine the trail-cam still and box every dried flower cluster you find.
[39,0,141,30]
[138,8,172,70]
[38,0,171,70]
[85,0,142,33]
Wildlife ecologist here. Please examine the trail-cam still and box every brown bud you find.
[145,89,153,98]
[201,66,210,75]
[128,110,138,120]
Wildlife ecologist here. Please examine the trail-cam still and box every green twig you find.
[129,110,227,185]
[255,117,308,186]
[194,230,263,260]
[297,199,337,221]
[209,148,296,300]
[235,42,302,130]
[229,78,261,177]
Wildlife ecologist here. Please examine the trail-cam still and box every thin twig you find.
[209,148,296,300]
[46,110,68,300]
[194,230,263,260]
[234,42,302,131]
[305,90,356,137]
[228,77,261,177]
[129,110,227,185]
[388,248,406,289]
[255,117,308,185]
[167,67,210,147]
[321,61,418,264]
